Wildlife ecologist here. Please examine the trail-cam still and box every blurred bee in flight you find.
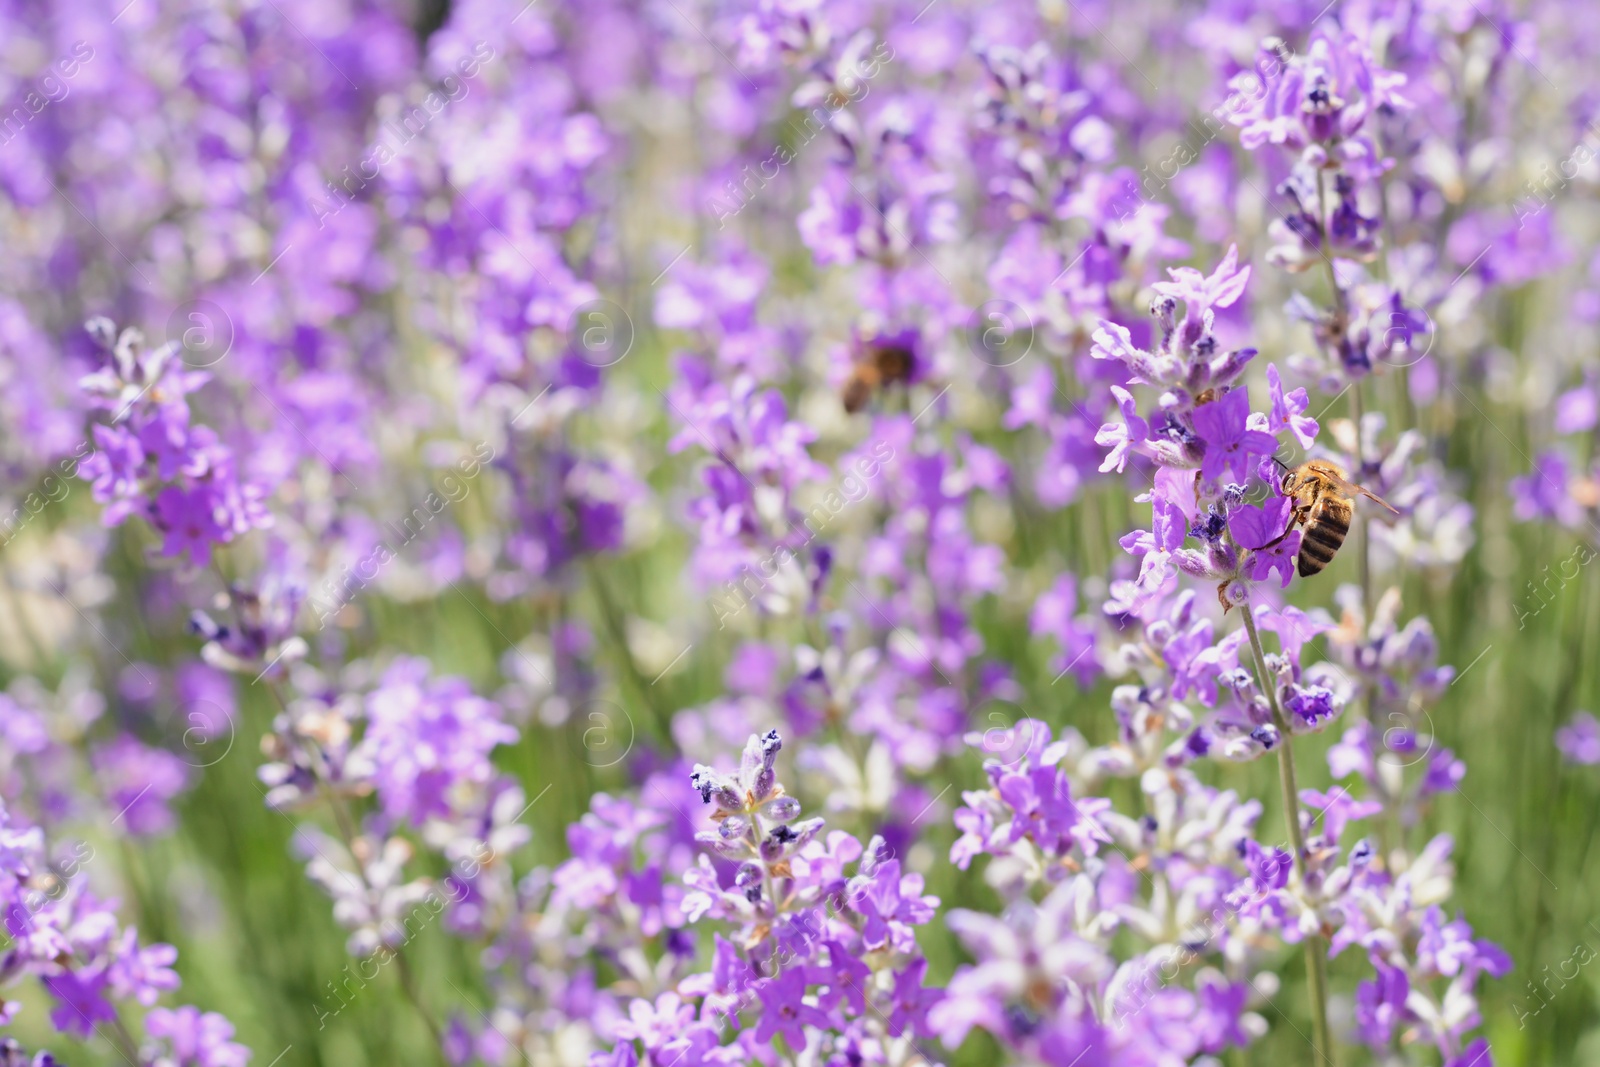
[841,331,917,414]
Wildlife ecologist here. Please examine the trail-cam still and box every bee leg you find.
[1257,504,1312,550]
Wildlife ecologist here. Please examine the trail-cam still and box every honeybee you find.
[841,340,915,414]
[1279,460,1399,577]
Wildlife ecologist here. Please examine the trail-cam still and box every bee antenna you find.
[1269,455,1291,472]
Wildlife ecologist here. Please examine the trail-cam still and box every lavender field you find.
[1,0,1598,1064]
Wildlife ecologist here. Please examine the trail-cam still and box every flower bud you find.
[762,796,800,823]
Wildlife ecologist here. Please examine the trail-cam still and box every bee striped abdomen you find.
[1297,500,1351,577]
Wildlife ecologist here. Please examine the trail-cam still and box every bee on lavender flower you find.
[1278,460,1399,577]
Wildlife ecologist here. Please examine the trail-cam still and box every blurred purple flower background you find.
[0,0,1596,1064]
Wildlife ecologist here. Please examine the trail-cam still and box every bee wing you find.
[1349,480,1400,516]
[1315,466,1399,515]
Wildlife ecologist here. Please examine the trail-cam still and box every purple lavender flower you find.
[1094,385,1148,473]
[849,858,937,952]
[1227,29,1409,171]
[41,968,116,1037]
[90,736,190,836]
[358,659,518,827]
[75,321,271,565]
[153,485,228,566]
[0,1037,63,1067]
[1029,575,1100,689]
[1266,364,1317,449]
[753,967,832,1047]
[1510,450,1585,527]
[78,424,147,526]
[108,927,180,1005]
[1151,243,1252,325]
[144,1005,252,1067]
[1555,379,1598,434]
[996,765,1110,859]
[1193,389,1279,484]
[1229,496,1301,588]
[1354,960,1408,1046]
[1556,711,1600,764]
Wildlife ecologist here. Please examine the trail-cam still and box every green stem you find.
[110,1014,143,1064]
[1350,379,1372,627]
[396,949,448,1059]
[1349,379,1375,735]
[1241,604,1335,1066]
[1316,168,1348,321]
[586,559,674,738]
